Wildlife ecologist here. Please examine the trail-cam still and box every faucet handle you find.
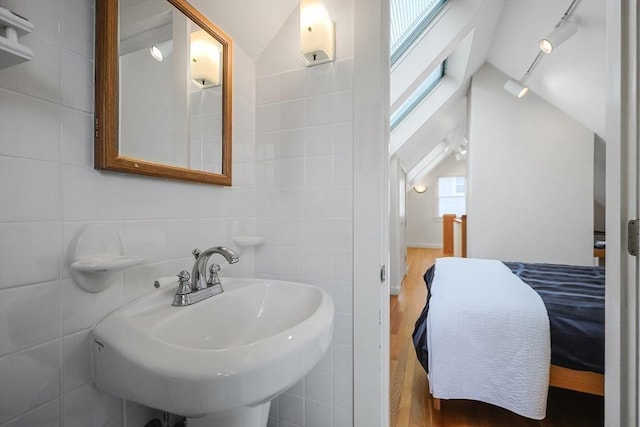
[154,270,190,289]
[154,275,177,289]
[208,263,222,286]
[175,270,192,295]
[192,248,201,259]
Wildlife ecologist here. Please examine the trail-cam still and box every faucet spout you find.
[191,246,239,290]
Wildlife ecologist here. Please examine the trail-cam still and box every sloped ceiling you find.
[391,0,505,182]
[190,0,298,58]
[392,0,606,185]
[119,0,297,58]
[488,0,606,139]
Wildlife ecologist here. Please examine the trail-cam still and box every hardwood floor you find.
[390,248,604,427]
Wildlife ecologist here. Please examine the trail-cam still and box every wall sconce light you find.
[539,20,577,54]
[148,40,173,62]
[414,184,427,193]
[504,79,529,98]
[190,30,221,88]
[300,0,335,67]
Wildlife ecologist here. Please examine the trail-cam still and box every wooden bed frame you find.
[432,366,604,410]
[434,215,604,410]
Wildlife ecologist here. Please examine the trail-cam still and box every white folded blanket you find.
[427,257,550,419]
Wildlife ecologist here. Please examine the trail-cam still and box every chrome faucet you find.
[191,246,239,291]
[160,246,239,307]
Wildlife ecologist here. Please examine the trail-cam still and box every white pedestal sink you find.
[92,278,334,426]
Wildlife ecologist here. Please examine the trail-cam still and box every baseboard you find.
[406,243,443,249]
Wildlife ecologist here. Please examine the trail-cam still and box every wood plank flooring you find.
[390,248,604,427]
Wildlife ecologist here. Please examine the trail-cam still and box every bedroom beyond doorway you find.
[389,247,604,427]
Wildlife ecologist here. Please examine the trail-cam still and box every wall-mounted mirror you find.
[95,0,233,185]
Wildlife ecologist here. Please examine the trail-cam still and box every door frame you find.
[353,0,391,426]
[605,1,638,426]
[351,1,638,426]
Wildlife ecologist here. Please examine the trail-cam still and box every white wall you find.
[120,48,177,164]
[120,9,191,168]
[467,63,594,265]
[0,0,256,424]
[389,157,406,295]
[405,154,466,248]
[254,2,355,426]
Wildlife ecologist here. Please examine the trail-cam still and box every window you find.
[390,0,448,66]
[389,0,448,132]
[390,60,446,131]
[438,176,465,217]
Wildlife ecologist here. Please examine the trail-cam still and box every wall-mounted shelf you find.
[233,236,265,248]
[0,7,34,69]
[230,219,264,252]
[71,255,147,273]
[69,224,146,293]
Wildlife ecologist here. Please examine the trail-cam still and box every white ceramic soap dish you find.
[69,224,146,293]
[233,236,265,248]
[0,7,35,69]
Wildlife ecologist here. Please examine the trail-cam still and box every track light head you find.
[539,20,577,54]
[504,79,529,98]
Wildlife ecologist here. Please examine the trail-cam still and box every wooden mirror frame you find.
[95,0,233,185]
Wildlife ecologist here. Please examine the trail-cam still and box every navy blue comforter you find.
[413,261,605,375]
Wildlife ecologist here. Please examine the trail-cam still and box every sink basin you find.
[93,277,334,422]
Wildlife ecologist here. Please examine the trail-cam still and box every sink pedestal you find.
[187,402,270,427]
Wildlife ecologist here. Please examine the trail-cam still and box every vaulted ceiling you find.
[391,0,606,187]
[489,0,606,138]
[190,0,298,58]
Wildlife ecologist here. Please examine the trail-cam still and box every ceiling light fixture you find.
[503,79,529,98]
[503,0,581,99]
[539,20,578,54]
[148,40,173,62]
[502,52,542,99]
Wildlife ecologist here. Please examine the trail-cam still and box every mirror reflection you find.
[119,0,224,173]
[95,0,232,185]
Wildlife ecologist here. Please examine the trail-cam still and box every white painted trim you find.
[406,243,443,249]
[353,1,390,426]
[390,0,480,108]
[605,1,638,425]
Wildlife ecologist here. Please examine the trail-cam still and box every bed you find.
[412,257,605,419]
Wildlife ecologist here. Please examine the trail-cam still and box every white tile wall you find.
[0,0,256,425]
[279,70,305,101]
[62,384,121,427]
[1,399,60,427]
[62,330,92,393]
[0,157,61,221]
[0,341,61,422]
[1,0,357,426]
[0,281,61,356]
[255,57,354,427]
[0,90,61,161]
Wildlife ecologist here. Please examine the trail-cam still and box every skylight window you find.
[390,0,447,65]
[390,61,445,131]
